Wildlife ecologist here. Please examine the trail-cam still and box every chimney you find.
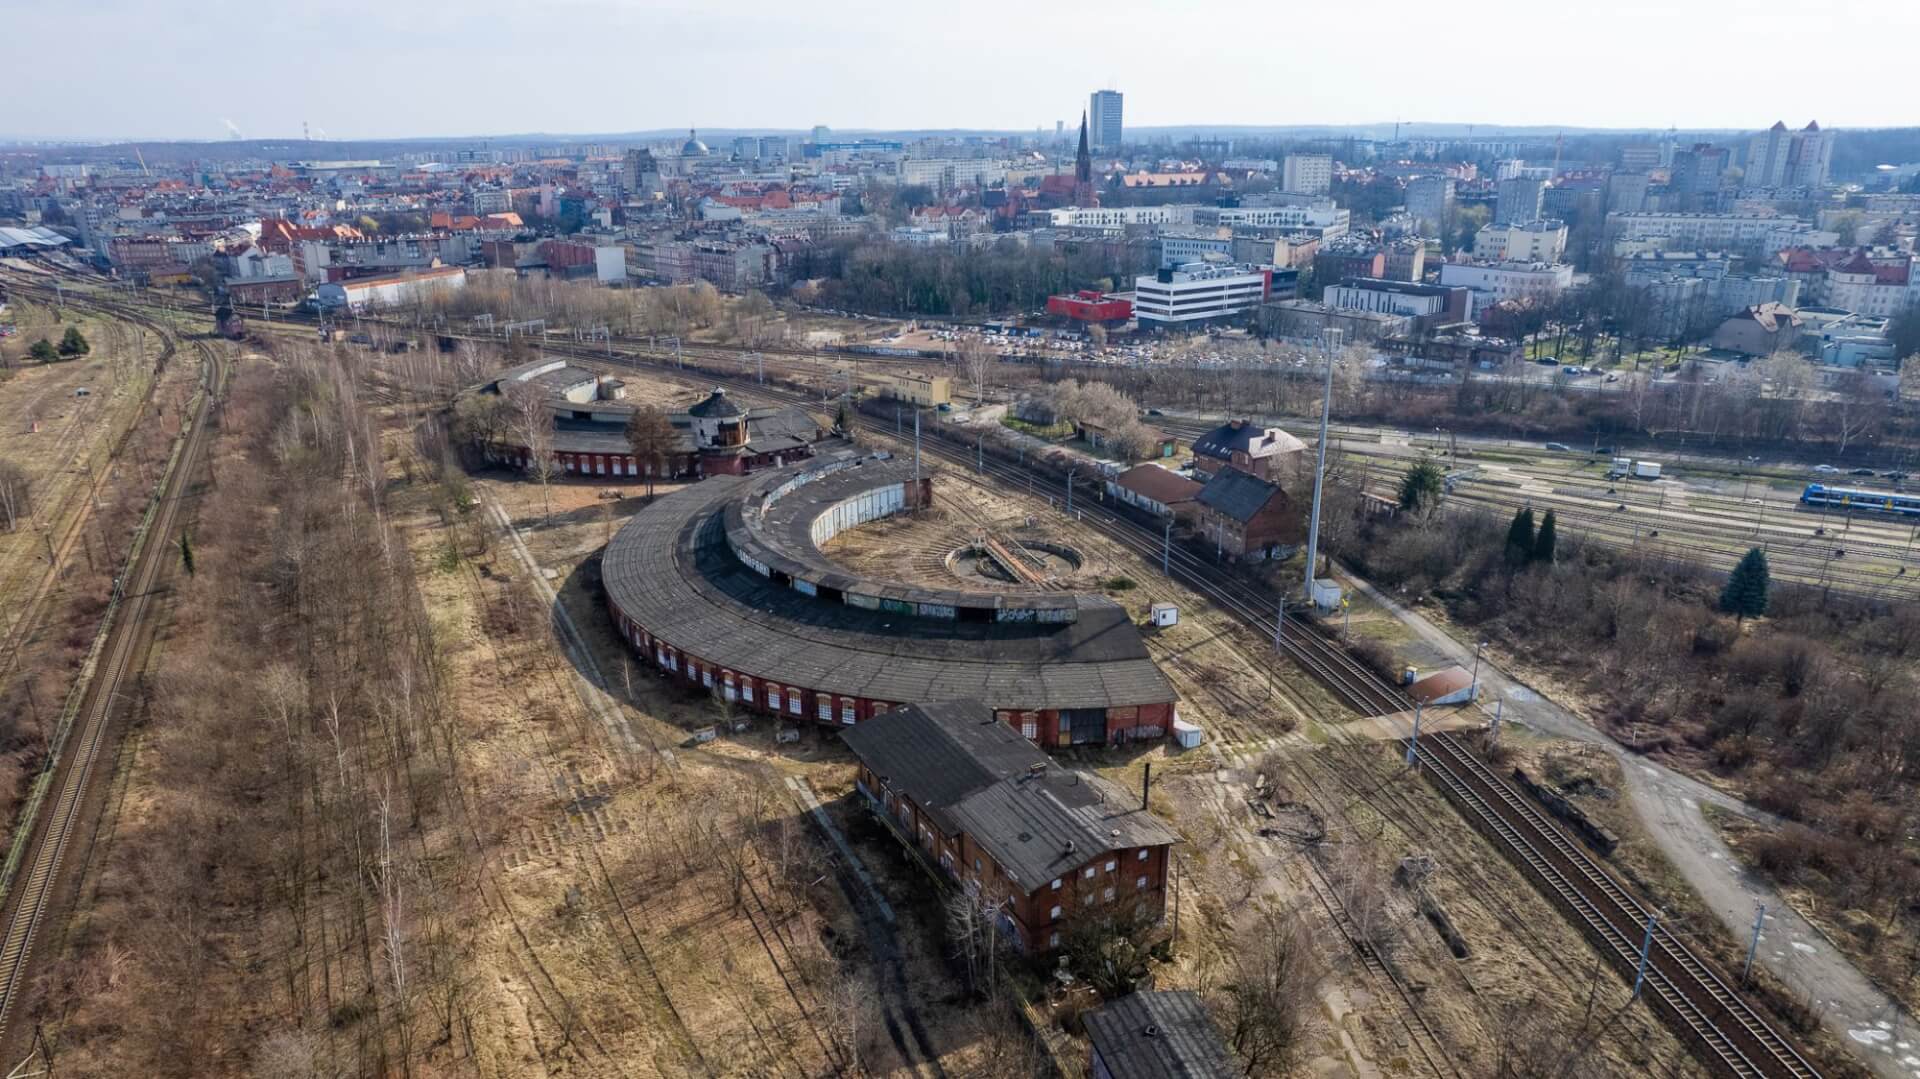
[1141,762,1152,810]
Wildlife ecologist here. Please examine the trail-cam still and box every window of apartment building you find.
[1104,859,1116,873]
[1103,887,1115,902]
[701,670,712,688]
[973,858,981,872]
[841,702,856,725]
[1021,717,1037,740]
[789,694,801,715]
[768,688,782,710]
[1049,932,1060,948]
[741,684,753,703]
[818,698,832,721]
[1051,878,1061,891]
[1083,866,1096,879]
[1049,905,1061,921]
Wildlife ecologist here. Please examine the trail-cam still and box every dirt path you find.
[1342,570,1918,1078]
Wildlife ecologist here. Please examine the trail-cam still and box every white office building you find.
[1606,212,1826,255]
[1133,263,1273,327]
[1090,89,1124,151]
[1041,202,1347,237]
[1436,261,1573,315]
[896,158,1009,192]
[1282,154,1332,196]
[1472,220,1569,263]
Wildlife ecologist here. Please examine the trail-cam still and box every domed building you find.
[681,128,709,157]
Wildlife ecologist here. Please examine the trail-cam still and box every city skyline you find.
[9,0,1920,142]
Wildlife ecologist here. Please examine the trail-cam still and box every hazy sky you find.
[10,0,1920,141]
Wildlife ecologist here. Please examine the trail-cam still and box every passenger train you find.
[1801,484,1920,517]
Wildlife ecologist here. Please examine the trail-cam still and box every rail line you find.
[534,340,1824,1079]
[2,282,1831,1078]
[0,294,223,1048]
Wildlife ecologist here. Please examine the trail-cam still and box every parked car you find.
[1884,472,1909,482]
[1545,442,1571,451]
[1813,464,1840,473]
[1536,356,1560,366]
[1848,467,1877,476]
[1591,446,1615,456]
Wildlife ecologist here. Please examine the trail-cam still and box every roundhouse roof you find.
[602,465,1176,712]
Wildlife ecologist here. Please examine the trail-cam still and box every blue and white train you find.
[1800,484,1920,517]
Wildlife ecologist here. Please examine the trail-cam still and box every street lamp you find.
[1470,640,1487,702]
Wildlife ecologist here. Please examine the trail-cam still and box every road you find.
[1342,572,1917,1079]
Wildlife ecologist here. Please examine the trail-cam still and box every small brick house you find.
[1195,467,1303,561]
[841,700,1179,953]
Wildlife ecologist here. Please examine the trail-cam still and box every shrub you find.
[1347,636,1400,683]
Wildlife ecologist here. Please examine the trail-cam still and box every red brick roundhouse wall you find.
[600,462,1180,750]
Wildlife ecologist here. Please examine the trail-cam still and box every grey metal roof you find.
[1196,468,1282,523]
[687,387,745,418]
[840,701,1178,888]
[838,700,1046,835]
[1083,992,1236,1079]
[945,769,1178,890]
[601,471,1176,712]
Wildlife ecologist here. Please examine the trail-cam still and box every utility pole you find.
[1490,699,1504,746]
[1743,903,1766,983]
[1303,328,1342,604]
[913,409,922,485]
[1405,699,1424,768]
[1162,517,1172,574]
[1633,910,1661,999]
[1066,469,1078,515]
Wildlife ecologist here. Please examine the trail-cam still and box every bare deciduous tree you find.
[1218,908,1327,1077]
[505,381,558,521]
[0,459,30,532]
[623,404,679,497]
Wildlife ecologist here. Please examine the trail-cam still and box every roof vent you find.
[1143,1025,1160,1038]
[1063,839,1076,855]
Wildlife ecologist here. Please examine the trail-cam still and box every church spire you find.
[1075,111,1091,184]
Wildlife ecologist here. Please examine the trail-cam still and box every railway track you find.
[0,297,223,1048]
[6,281,1833,1077]
[528,340,1824,1079]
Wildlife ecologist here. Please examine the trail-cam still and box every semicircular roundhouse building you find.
[602,453,1180,747]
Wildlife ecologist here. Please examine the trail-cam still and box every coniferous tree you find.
[1720,547,1770,622]
[1531,510,1558,564]
[1504,507,1536,567]
[58,326,90,356]
[1398,457,1445,511]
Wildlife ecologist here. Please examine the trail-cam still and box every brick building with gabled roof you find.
[1195,468,1303,561]
[841,700,1179,953]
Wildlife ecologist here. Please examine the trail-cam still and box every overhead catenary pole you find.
[1405,698,1424,768]
[1633,910,1660,999]
[1162,517,1172,574]
[1743,902,1766,982]
[1303,328,1343,603]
